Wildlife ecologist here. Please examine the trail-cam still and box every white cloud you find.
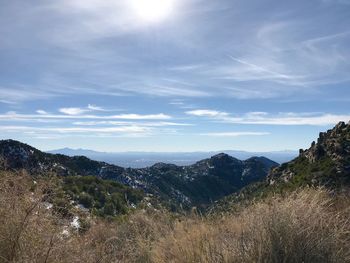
[0,125,149,134]
[168,64,205,71]
[36,110,48,115]
[237,114,350,126]
[72,121,192,127]
[186,109,229,118]
[111,114,171,120]
[0,121,185,138]
[186,109,350,126]
[0,112,172,121]
[0,125,157,138]
[59,105,113,115]
[125,85,211,98]
[200,132,270,137]
[0,86,57,104]
[87,104,106,111]
[59,107,89,115]
[0,109,179,139]
[0,1,349,105]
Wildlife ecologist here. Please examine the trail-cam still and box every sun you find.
[130,0,175,23]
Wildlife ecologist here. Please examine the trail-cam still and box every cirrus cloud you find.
[186,109,350,126]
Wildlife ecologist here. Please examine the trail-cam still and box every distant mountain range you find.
[0,140,277,208]
[47,148,297,168]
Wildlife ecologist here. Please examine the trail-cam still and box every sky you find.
[0,0,349,152]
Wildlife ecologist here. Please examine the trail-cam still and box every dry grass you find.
[62,209,175,263]
[0,171,65,263]
[0,172,349,263]
[153,189,350,263]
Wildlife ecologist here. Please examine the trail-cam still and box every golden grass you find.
[0,172,349,263]
[153,189,350,263]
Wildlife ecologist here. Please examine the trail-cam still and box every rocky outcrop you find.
[268,121,350,186]
[300,121,350,163]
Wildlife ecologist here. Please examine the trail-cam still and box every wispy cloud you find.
[36,110,48,115]
[115,114,172,120]
[0,125,150,134]
[0,117,194,144]
[58,104,113,115]
[1,3,349,102]
[0,112,172,121]
[0,109,182,139]
[186,109,350,126]
[87,104,109,111]
[200,132,270,137]
[169,99,197,110]
[0,0,349,151]
[0,125,155,138]
[72,121,192,127]
[59,107,89,115]
[186,109,229,118]
[0,86,58,104]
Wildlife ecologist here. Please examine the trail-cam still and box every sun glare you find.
[130,0,175,23]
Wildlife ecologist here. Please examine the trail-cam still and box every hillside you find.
[0,140,277,209]
[1,171,349,263]
[268,121,350,188]
[212,121,350,213]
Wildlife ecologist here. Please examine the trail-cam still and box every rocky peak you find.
[268,121,350,186]
[210,153,241,164]
[211,153,231,159]
[300,121,350,163]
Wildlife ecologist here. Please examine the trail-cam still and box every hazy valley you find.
[47,148,297,168]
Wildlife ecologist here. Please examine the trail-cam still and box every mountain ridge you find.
[47,147,296,168]
[211,121,350,214]
[268,121,350,187]
[0,139,278,209]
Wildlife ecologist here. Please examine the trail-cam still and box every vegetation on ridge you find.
[62,176,144,217]
[211,121,350,214]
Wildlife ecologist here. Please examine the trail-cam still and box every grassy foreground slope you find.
[0,171,349,263]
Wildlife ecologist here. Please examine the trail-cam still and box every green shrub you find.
[62,176,144,217]
[79,193,94,208]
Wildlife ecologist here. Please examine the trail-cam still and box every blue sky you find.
[0,0,349,152]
